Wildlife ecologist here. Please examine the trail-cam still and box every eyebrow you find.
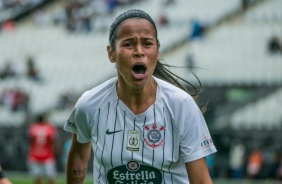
[121,37,154,42]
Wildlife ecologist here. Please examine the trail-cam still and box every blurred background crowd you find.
[0,0,282,182]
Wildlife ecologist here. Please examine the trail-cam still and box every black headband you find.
[109,9,158,42]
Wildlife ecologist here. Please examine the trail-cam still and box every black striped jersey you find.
[64,76,217,184]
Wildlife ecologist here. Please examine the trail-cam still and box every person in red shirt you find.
[27,113,57,184]
[247,148,263,179]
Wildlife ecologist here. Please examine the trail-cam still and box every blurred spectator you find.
[64,1,95,33]
[0,88,29,112]
[268,36,282,54]
[0,60,18,79]
[157,13,169,27]
[59,0,144,33]
[65,2,76,32]
[0,164,12,184]
[33,9,51,27]
[0,0,54,34]
[188,18,206,40]
[1,20,15,32]
[186,53,195,70]
[116,0,133,6]
[52,8,67,26]
[56,91,76,110]
[12,88,23,111]
[206,153,216,178]
[61,136,71,170]
[0,89,12,107]
[269,151,282,182]
[27,113,58,184]
[247,147,263,179]
[106,0,117,14]
[229,139,246,179]
[10,88,28,112]
[26,56,41,81]
[241,0,249,11]
[163,0,175,6]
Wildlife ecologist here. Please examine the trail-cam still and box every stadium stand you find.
[0,0,54,24]
[230,88,282,130]
[0,0,244,126]
[163,0,282,131]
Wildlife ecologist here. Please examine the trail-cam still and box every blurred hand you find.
[0,178,12,184]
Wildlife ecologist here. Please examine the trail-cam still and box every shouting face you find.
[107,18,159,90]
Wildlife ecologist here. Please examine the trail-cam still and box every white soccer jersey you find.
[64,76,217,184]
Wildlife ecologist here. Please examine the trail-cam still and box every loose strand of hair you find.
[153,61,207,113]
[153,61,203,96]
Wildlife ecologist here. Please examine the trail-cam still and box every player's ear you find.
[107,45,115,63]
[156,51,160,61]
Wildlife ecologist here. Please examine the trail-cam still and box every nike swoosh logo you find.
[106,129,122,135]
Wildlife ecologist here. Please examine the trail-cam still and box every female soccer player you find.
[64,9,217,184]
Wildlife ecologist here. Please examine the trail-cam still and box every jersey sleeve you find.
[179,96,217,163]
[63,95,92,143]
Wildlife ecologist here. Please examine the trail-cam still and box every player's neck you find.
[116,80,157,115]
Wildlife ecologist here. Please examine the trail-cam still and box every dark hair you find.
[109,9,160,51]
[109,9,205,112]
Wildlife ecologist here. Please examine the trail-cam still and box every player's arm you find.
[0,165,12,184]
[66,133,91,184]
[185,157,213,184]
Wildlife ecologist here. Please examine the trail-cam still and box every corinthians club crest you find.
[144,123,165,149]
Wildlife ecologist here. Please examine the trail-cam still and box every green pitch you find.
[8,178,274,184]
[6,172,274,184]
[6,173,93,184]
[10,178,93,184]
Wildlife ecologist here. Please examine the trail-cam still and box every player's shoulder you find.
[154,77,193,102]
[76,77,117,110]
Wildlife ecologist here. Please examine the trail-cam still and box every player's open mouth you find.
[131,64,147,79]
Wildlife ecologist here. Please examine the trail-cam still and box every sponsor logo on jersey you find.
[107,161,162,184]
[201,137,213,148]
[144,123,164,149]
[126,161,140,171]
[106,129,122,135]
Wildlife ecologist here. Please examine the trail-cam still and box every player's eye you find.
[143,41,153,47]
[123,42,134,47]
